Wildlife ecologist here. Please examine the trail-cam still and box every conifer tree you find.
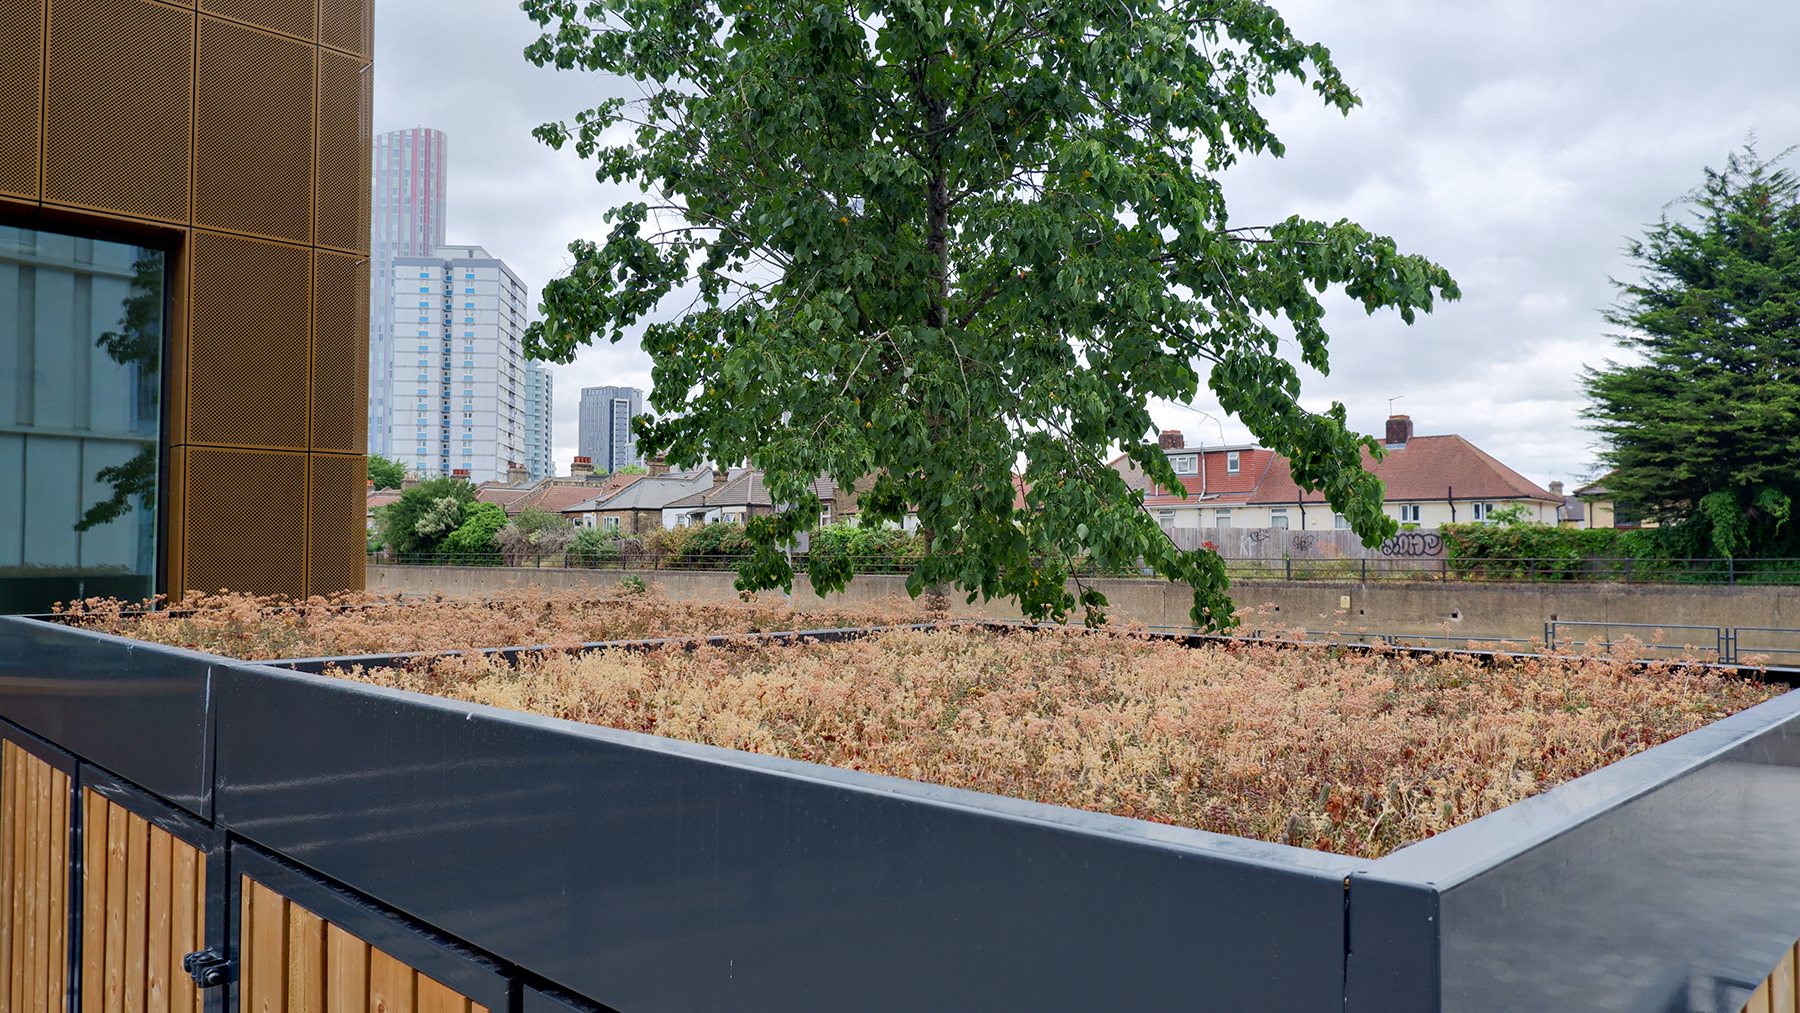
[1584,145,1800,558]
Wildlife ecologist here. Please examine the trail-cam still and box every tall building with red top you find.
[369,128,448,457]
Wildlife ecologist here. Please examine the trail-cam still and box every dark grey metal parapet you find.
[5,614,1800,1012]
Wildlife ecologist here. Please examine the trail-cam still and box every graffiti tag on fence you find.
[1291,533,1317,553]
[1379,532,1443,558]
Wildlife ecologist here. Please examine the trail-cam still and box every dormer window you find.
[1172,456,1196,475]
[1226,451,1240,475]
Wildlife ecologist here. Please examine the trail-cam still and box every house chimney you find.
[711,466,729,491]
[1159,430,1185,450]
[570,456,594,478]
[452,468,470,479]
[648,455,670,477]
[507,462,529,485]
[1550,480,1564,496]
[1384,415,1413,448]
[401,475,419,489]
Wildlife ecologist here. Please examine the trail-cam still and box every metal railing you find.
[1544,620,1800,668]
[370,551,1800,586]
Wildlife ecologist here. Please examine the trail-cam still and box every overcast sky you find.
[373,0,1800,490]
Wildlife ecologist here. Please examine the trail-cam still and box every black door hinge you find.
[183,949,232,987]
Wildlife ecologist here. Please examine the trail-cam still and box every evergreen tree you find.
[1583,145,1800,558]
[521,0,1458,626]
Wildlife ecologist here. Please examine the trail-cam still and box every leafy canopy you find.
[522,0,1457,627]
[1583,145,1800,559]
[368,455,409,491]
[376,477,476,556]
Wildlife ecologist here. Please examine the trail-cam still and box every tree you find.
[522,0,1458,628]
[368,455,408,490]
[1583,145,1800,559]
[376,477,477,556]
[496,506,578,563]
[442,502,509,558]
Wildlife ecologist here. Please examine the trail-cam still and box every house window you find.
[820,506,832,526]
[1158,510,1175,531]
[1398,504,1421,522]
[604,517,620,531]
[1226,451,1240,475]
[1333,513,1351,529]
[1213,509,1232,528]
[1172,456,1196,475]
[1472,502,1499,521]
[1269,507,1289,530]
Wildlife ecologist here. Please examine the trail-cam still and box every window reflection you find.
[1,225,164,613]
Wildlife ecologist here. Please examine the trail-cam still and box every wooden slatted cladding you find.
[239,877,488,1013]
[0,741,71,1013]
[79,788,205,1013]
[1744,941,1800,1013]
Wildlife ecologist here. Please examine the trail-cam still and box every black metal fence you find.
[6,615,1800,1012]
[371,551,1800,585]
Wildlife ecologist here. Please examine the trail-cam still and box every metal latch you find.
[182,949,232,987]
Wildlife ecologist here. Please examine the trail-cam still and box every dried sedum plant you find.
[54,586,936,659]
[61,589,1780,857]
[343,624,1775,858]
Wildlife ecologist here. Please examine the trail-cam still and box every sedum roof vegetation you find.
[60,590,1780,858]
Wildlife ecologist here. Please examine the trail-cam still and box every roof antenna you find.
[1388,395,1404,415]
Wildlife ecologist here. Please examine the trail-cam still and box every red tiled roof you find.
[1248,435,1558,505]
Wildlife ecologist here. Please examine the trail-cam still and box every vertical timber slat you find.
[323,925,366,1013]
[170,837,200,1013]
[249,879,290,1013]
[147,826,172,1013]
[83,790,107,1013]
[25,750,43,1013]
[413,975,465,1013]
[123,814,150,1013]
[366,949,412,1013]
[48,760,67,1013]
[287,902,326,1013]
[104,802,126,1013]
[2,743,17,1013]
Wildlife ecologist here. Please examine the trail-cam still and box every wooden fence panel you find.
[0,739,72,1013]
[80,788,204,1013]
[1743,940,1800,1013]
[239,877,487,1013]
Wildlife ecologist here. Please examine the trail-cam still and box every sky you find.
[373,0,1800,491]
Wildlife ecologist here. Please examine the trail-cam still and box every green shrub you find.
[441,502,508,563]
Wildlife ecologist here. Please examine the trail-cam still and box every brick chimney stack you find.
[507,462,529,485]
[1550,480,1564,496]
[570,456,594,478]
[1384,415,1413,448]
[712,466,729,491]
[648,455,670,477]
[1159,430,1185,450]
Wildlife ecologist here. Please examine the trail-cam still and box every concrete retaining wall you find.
[367,564,1800,643]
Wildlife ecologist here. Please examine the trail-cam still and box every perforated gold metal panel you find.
[42,0,193,222]
[316,0,369,57]
[312,250,368,453]
[186,230,311,450]
[201,0,313,42]
[307,454,364,596]
[315,49,371,255]
[194,17,314,243]
[0,0,43,200]
[182,447,308,598]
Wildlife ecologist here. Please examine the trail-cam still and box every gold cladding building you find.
[0,0,372,610]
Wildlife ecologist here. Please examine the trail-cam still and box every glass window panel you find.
[1,225,165,614]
